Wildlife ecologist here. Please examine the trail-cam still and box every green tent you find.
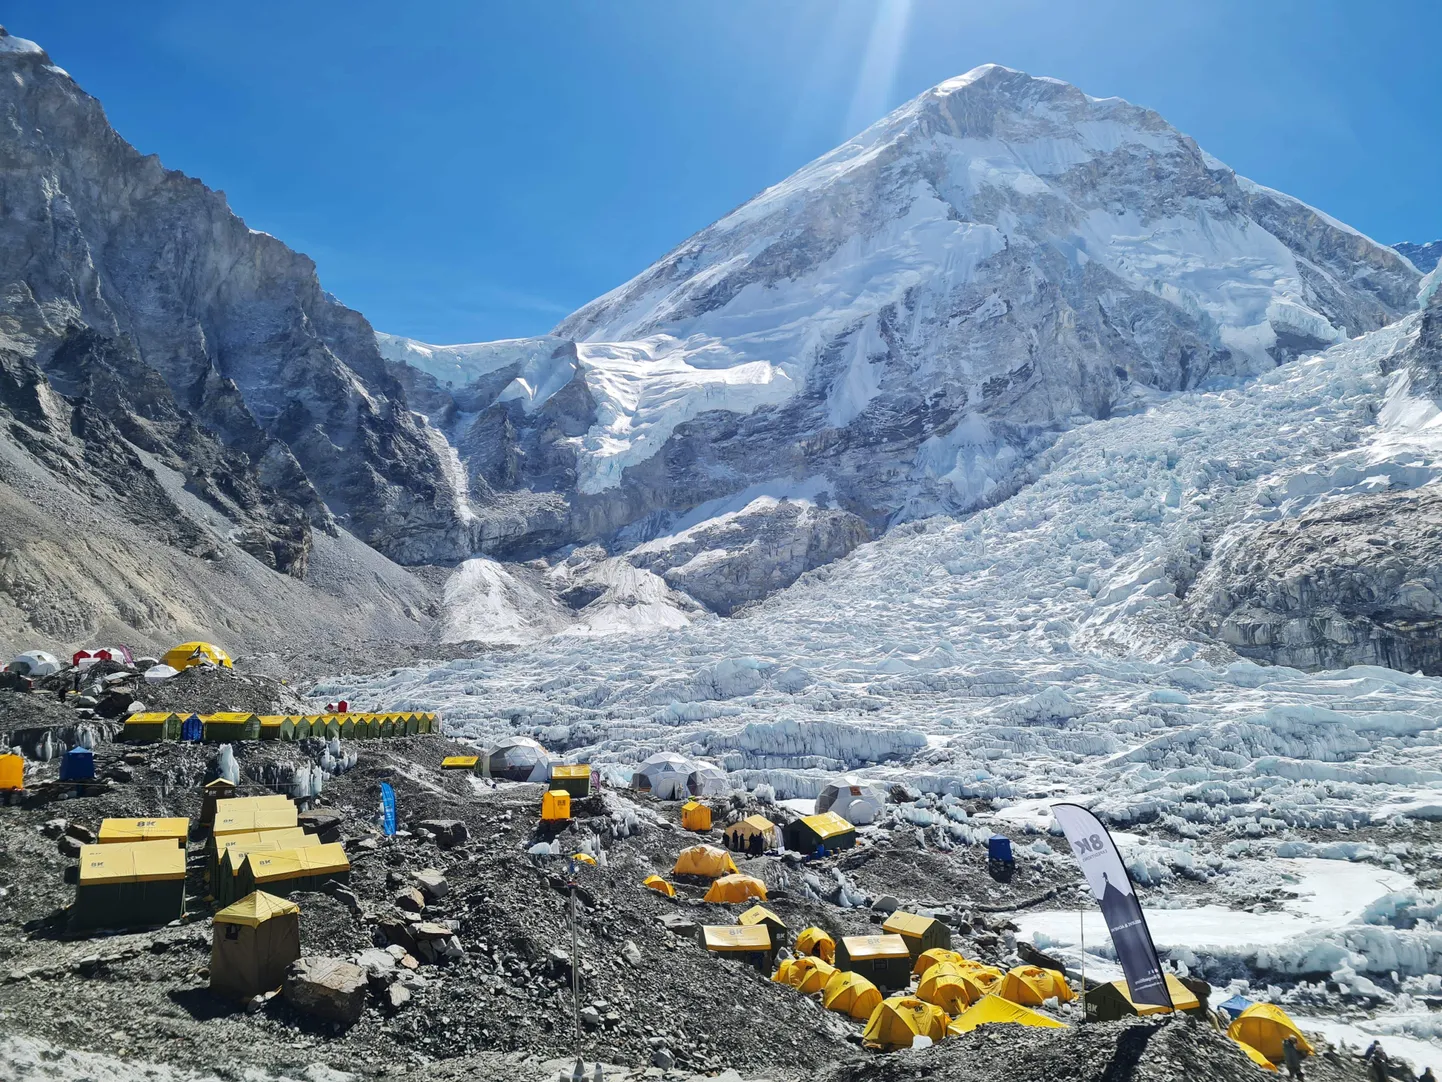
[72,841,186,932]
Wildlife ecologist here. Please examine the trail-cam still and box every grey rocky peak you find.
[1394,239,1442,274]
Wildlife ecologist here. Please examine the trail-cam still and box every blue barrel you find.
[987,835,1014,863]
[59,747,95,781]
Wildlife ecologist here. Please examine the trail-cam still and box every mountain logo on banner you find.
[1052,802,1172,1009]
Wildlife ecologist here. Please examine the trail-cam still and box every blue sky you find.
[8,1,1440,343]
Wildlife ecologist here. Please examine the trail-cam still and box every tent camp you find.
[98,817,189,846]
[703,873,767,904]
[74,646,132,668]
[686,762,728,797]
[163,641,232,670]
[124,712,180,742]
[782,811,857,854]
[642,874,676,898]
[699,925,774,971]
[882,911,952,962]
[836,934,912,991]
[210,891,301,1001]
[737,904,787,948]
[541,790,572,822]
[8,650,61,676]
[795,926,836,964]
[681,801,713,831]
[950,994,1068,1035]
[1226,1004,1314,1064]
[729,815,778,851]
[549,763,593,798]
[233,843,351,901]
[815,776,886,825]
[72,840,186,931]
[203,713,260,741]
[1087,974,1201,1021]
[862,996,948,1051]
[212,795,298,838]
[487,736,551,782]
[0,754,23,791]
[823,969,882,1020]
[998,965,1074,1006]
[795,957,838,995]
[673,845,738,879]
[633,752,693,799]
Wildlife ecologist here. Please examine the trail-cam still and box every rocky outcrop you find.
[0,31,474,566]
[1184,488,1442,673]
[1394,240,1442,274]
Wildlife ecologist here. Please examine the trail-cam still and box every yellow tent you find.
[700,924,773,970]
[571,853,597,865]
[1226,1004,1314,1063]
[1089,973,1201,1020]
[210,891,301,1001]
[1233,1039,1279,1072]
[163,640,232,670]
[0,753,22,790]
[212,795,298,837]
[442,755,479,770]
[234,843,351,899]
[862,996,949,1050]
[914,946,968,977]
[72,840,187,931]
[642,874,676,898]
[703,873,767,904]
[541,790,571,821]
[796,957,837,995]
[795,926,836,964]
[771,958,797,986]
[681,801,713,831]
[98,817,190,846]
[955,965,1005,1003]
[730,814,778,849]
[737,904,787,948]
[998,965,1074,1006]
[950,994,1068,1035]
[673,844,738,879]
[918,963,982,1014]
[822,970,882,1021]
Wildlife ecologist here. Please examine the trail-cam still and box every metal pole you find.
[570,875,582,1067]
[1079,904,1086,1024]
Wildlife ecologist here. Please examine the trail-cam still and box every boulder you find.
[413,869,448,900]
[395,888,425,913]
[283,957,367,1024]
[299,809,344,844]
[382,981,411,1013]
[41,819,68,839]
[65,823,97,844]
[414,819,468,848]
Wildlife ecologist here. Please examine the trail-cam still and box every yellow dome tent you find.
[918,963,981,1014]
[1233,1039,1279,1072]
[797,957,838,995]
[642,874,676,898]
[703,873,767,904]
[795,926,836,964]
[822,970,882,1021]
[541,790,571,822]
[673,844,738,879]
[862,996,949,1051]
[998,965,1074,1006]
[913,946,967,977]
[163,641,232,671]
[949,994,1068,1035]
[681,801,713,831]
[771,958,797,986]
[1226,1004,1314,1064]
[571,853,597,865]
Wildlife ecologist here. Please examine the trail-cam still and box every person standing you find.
[1280,1036,1304,1080]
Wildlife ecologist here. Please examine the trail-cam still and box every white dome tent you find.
[7,651,61,677]
[144,664,180,683]
[815,776,887,825]
[633,752,694,800]
[686,761,729,797]
[486,736,551,782]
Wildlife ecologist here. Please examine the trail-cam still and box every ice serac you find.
[388,64,1418,617]
[0,30,475,569]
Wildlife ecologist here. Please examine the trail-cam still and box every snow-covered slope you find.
[383,64,1418,619]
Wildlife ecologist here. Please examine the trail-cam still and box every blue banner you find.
[380,782,397,836]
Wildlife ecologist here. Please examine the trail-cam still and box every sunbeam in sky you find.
[844,0,915,138]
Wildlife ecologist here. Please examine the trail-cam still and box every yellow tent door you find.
[541,790,571,821]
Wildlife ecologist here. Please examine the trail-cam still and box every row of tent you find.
[124,711,439,743]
